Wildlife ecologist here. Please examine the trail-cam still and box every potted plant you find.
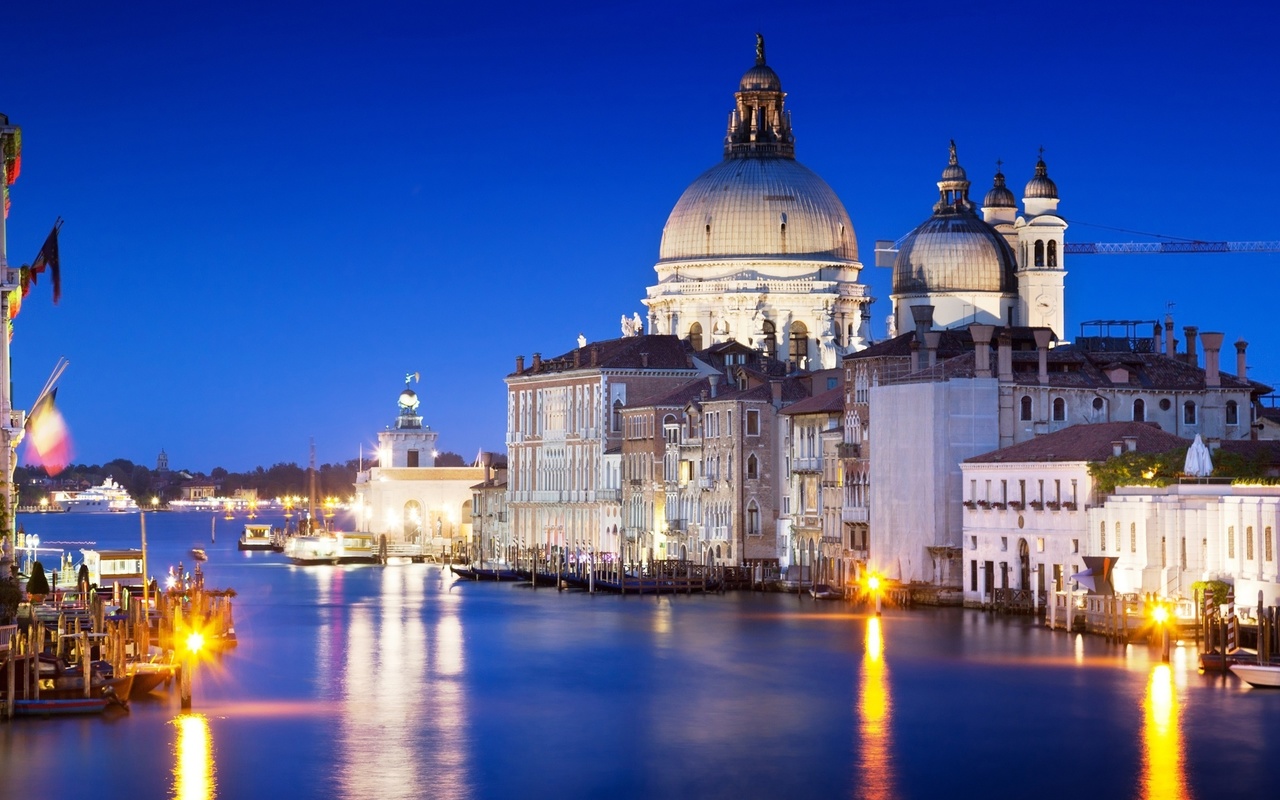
[1045,500,1061,511]
[976,500,991,508]
[1062,501,1077,511]
[1008,501,1024,510]
[991,501,1007,510]
[26,560,49,604]
[963,500,977,509]
[1029,500,1045,510]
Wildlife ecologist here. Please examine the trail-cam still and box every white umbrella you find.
[1183,433,1214,477]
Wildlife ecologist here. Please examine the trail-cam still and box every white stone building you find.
[961,421,1188,608]
[354,382,482,554]
[644,36,872,369]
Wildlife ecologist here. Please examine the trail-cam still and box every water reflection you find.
[332,566,470,800]
[857,617,895,800]
[172,713,216,800]
[1141,663,1191,800]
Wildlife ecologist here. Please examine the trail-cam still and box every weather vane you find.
[405,371,420,386]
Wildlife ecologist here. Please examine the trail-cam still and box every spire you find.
[724,34,794,159]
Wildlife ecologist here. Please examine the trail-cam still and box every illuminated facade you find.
[354,382,481,554]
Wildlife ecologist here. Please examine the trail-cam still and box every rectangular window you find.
[970,535,977,550]
[1072,539,1079,555]
[1000,480,1008,504]
[1161,536,1167,567]
[1101,526,1106,552]
[1000,536,1008,552]
[746,409,760,436]
[1267,527,1274,562]
[1180,537,1187,569]
[1131,524,1136,553]
[1228,526,1235,559]
[1019,480,1027,505]
[1247,526,1255,560]
[970,559,978,591]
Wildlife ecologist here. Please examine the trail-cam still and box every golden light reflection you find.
[1140,664,1191,800]
[857,616,895,800]
[172,713,216,800]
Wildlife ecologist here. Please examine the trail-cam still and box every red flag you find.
[25,388,73,475]
[27,219,61,303]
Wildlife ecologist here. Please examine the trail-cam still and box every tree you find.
[435,451,467,467]
[0,575,20,623]
[26,561,49,599]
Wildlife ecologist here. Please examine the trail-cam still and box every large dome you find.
[658,157,859,263]
[892,211,1017,294]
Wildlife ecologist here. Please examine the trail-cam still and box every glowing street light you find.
[867,573,883,616]
[1152,602,1171,662]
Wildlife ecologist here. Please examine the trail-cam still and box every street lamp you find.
[1152,602,1171,662]
[867,573,883,616]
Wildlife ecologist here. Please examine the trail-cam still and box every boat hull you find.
[14,698,111,716]
[1230,663,1280,688]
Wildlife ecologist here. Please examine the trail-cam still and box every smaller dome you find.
[983,169,1016,208]
[739,64,781,92]
[1024,157,1058,199]
[940,139,967,182]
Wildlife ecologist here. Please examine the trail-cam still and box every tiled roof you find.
[1218,439,1280,467]
[511,335,694,377]
[628,378,709,409]
[780,385,845,415]
[966,422,1188,464]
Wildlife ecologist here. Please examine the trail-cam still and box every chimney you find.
[709,374,720,398]
[1152,322,1163,355]
[1183,326,1198,367]
[1123,435,1138,453]
[515,355,525,373]
[531,352,542,371]
[1164,315,1175,356]
[910,304,935,341]
[640,352,649,368]
[1033,329,1053,385]
[573,349,581,368]
[924,331,941,369]
[1111,441,1124,457]
[969,324,995,379]
[1236,339,1248,378]
[997,334,1013,382]
[909,339,921,373]
[771,380,783,407]
[482,451,493,482]
[591,346,600,367]
[1200,332,1224,387]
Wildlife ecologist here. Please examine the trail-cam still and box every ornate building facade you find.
[644,37,872,370]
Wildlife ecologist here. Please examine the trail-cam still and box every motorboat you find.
[1230,663,1280,688]
[190,547,208,562]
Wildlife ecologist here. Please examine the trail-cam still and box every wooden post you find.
[5,640,14,719]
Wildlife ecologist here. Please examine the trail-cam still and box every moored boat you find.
[13,697,116,716]
[238,523,275,551]
[1230,663,1280,688]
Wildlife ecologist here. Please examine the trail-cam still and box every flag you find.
[28,219,62,303]
[25,388,72,476]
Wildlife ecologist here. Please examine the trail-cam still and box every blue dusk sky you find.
[3,0,1278,471]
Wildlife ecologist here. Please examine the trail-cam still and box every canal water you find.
[2,511,1279,800]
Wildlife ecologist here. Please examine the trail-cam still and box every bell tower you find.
[1015,151,1067,336]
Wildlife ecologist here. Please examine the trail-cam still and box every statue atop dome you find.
[756,32,765,65]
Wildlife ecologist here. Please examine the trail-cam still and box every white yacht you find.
[55,478,140,513]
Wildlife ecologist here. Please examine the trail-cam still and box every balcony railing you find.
[842,507,869,523]
[792,456,822,473]
[595,488,621,502]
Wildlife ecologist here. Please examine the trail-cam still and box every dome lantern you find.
[1024,148,1059,200]
[724,34,794,159]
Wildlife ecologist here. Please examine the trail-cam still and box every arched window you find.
[746,453,759,479]
[1020,395,1033,421]
[1226,400,1239,426]
[847,323,854,346]
[1133,398,1145,422]
[1052,397,1066,421]
[746,502,760,536]
[688,322,703,352]
[403,500,423,540]
[1131,523,1136,553]
[1183,401,1197,425]
[1034,240,1045,267]
[762,320,777,359]
[789,321,808,368]
[1047,240,1058,267]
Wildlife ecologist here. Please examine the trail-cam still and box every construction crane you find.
[1065,241,1280,255]
[874,238,1280,266]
